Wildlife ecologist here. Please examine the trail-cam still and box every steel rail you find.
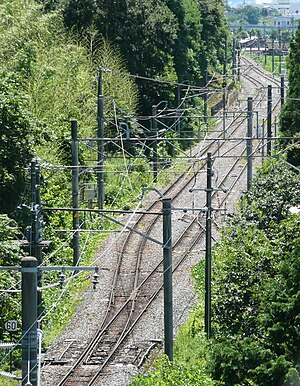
[53,60,282,386]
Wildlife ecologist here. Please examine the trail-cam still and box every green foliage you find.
[168,0,203,84]
[197,0,229,75]
[0,0,138,154]
[0,379,18,386]
[64,0,179,114]
[239,159,300,228]
[0,0,142,361]
[0,215,22,345]
[129,259,213,385]
[63,0,230,114]
[227,5,264,25]
[105,156,152,209]
[201,159,300,385]
[130,311,214,385]
[280,22,300,165]
[0,69,38,214]
[248,52,287,77]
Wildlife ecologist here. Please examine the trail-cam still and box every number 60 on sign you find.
[5,320,18,332]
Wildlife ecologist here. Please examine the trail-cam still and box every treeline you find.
[280,22,300,166]
[226,4,269,25]
[0,0,231,217]
[40,0,230,115]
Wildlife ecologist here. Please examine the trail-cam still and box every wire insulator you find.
[59,272,66,289]
[92,270,99,290]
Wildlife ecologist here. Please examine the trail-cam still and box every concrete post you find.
[71,120,80,266]
[247,97,253,191]
[281,75,285,107]
[97,67,105,209]
[163,198,173,361]
[205,153,213,339]
[22,257,37,386]
[152,105,158,182]
[267,85,272,156]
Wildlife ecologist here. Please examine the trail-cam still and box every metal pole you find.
[176,85,181,134]
[205,153,213,339]
[262,119,265,164]
[280,75,285,107]
[223,109,226,139]
[247,97,253,191]
[222,35,227,111]
[279,30,282,75]
[204,70,208,124]
[237,48,241,82]
[71,120,80,266]
[30,159,42,320]
[272,37,275,73]
[30,159,37,258]
[264,25,267,66]
[35,161,43,321]
[267,85,272,156]
[9,332,12,372]
[274,115,277,155]
[22,257,37,386]
[224,34,227,80]
[152,105,158,182]
[222,42,226,140]
[232,38,236,78]
[97,67,105,209]
[163,198,173,361]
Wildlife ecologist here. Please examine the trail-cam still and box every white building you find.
[274,0,290,13]
[272,0,300,13]
[274,15,293,27]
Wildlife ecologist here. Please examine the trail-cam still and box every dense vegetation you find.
[226,5,268,25]
[1,0,299,384]
[0,71,38,214]
[209,160,300,385]
[131,159,300,385]
[61,0,229,114]
[0,0,231,376]
[280,22,300,166]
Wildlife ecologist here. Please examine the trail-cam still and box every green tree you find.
[280,23,300,165]
[241,5,261,25]
[0,214,22,341]
[227,5,262,25]
[207,160,300,385]
[64,0,179,114]
[197,0,229,77]
[167,0,203,84]
[63,0,231,114]
[0,70,38,214]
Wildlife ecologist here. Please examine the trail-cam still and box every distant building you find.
[273,0,290,13]
[274,13,300,28]
[274,14,293,27]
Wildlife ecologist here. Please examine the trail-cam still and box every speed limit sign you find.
[5,320,18,332]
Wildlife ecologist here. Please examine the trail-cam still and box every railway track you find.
[42,58,282,386]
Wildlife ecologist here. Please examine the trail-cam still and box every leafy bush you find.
[280,22,300,166]
[206,160,300,385]
[0,215,22,344]
[0,69,39,214]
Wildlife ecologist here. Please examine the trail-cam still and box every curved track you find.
[42,58,283,386]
